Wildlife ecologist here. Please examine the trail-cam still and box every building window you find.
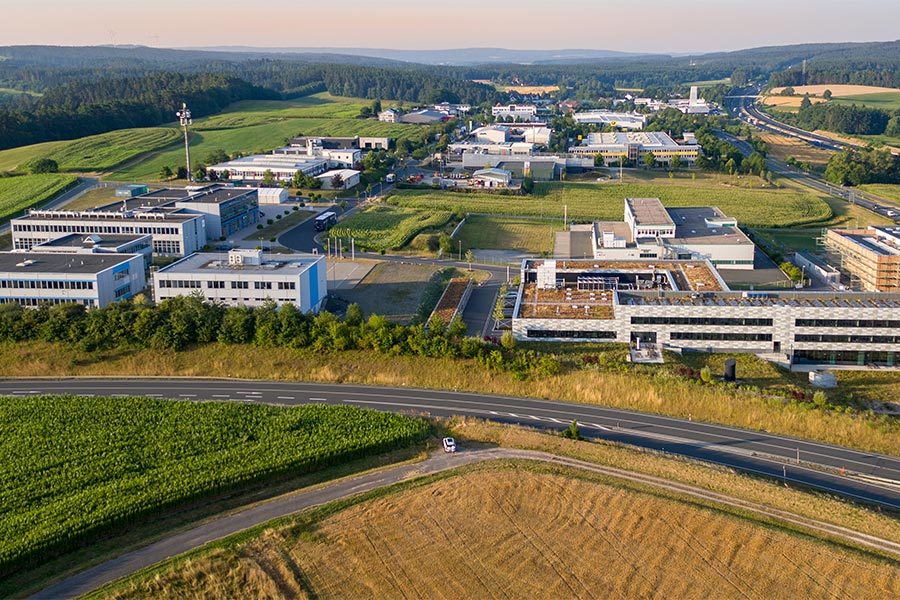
[632,317,773,327]
[207,280,225,289]
[231,281,249,289]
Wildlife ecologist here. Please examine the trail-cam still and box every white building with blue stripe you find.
[154,249,327,312]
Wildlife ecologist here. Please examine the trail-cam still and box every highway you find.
[4,378,900,510]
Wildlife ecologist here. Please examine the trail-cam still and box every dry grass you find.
[757,132,834,168]
[101,463,900,600]
[2,341,900,455]
[760,95,827,108]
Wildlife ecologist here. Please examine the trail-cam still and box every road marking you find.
[146,394,162,397]
[179,394,197,398]
[211,394,230,398]
[237,391,261,395]
[310,397,327,401]
[12,390,41,394]
[277,396,295,400]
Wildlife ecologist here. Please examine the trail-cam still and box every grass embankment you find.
[860,183,900,205]
[0,395,427,593]
[96,432,900,599]
[109,94,426,182]
[2,341,899,456]
[390,180,832,228]
[0,129,180,173]
[0,174,77,223]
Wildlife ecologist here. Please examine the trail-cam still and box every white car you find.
[442,437,457,453]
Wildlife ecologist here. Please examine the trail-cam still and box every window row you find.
[14,224,180,235]
[670,331,772,342]
[632,316,773,327]
[795,319,900,329]
[0,279,94,290]
[794,334,900,344]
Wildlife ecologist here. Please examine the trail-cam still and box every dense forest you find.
[0,73,278,151]
[769,97,895,136]
[824,147,900,186]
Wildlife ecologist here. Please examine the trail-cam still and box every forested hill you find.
[0,73,278,151]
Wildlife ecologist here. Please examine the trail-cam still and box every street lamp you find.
[458,240,462,261]
[176,102,193,182]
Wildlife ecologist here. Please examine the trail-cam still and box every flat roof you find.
[0,252,137,274]
[668,207,753,246]
[20,207,202,223]
[618,290,900,310]
[596,221,634,245]
[177,188,256,205]
[627,198,675,227]
[158,252,322,276]
[36,233,150,248]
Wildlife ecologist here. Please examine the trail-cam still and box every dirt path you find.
[30,447,900,599]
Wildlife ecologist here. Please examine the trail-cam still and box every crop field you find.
[457,215,563,253]
[0,395,427,575]
[104,465,900,600]
[0,174,77,223]
[331,205,453,250]
[389,181,833,228]
[0,128,180,173]
[109,94,422,182]
[757,132,834,168]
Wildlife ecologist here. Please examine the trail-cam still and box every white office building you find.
[492,104,538,121]
[31,233,153,270]
[572,110,647,130]
[154,249,327,312]
[0,251,146,308]
[207,154,329,182]
[569,131,700,165]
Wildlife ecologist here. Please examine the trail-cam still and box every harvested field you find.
[105,466,900,600]
[760,95,826,108]
[769,84,900,97]
[757,132,834,167]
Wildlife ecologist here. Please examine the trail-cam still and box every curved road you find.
[4,379,900,510]
[29,447,900,600]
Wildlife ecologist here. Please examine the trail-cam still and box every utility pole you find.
[176,103,193,182]
[458,240,462,261]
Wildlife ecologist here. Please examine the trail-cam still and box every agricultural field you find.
[757,132,834,168]
[102,464,900,600]
[763,85,900,111]
[456,215,563,253]
[0,395,427,579]
[472,80,559,94]
[389,180,833,228]
[0,174,77,223]
[0,128,180,173]
[331,205,453,250]
[110,95,426,182]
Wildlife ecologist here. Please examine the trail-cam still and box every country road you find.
[3,379,900,512]
[29,446,900,600]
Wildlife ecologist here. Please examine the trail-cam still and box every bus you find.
[314,211,337,231]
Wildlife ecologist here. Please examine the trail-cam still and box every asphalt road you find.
[29,445,900,600]
[4,379,900,511]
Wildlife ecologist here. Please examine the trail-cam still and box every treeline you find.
[0,296,560,380]
[773,98,893,136]
[823,147,900,186]
[769,61,900,90]
[0,72,277,151]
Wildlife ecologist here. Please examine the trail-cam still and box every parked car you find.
[442,437,457,453]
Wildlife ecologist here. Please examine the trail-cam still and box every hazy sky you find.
[4,0,899,54]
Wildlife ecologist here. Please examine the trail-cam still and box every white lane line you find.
[11,390,42,394]
[237,391,262,395]
[179,394,197,398]
[310,397,327,401]
[146,394,162,397]
[211,394,230,398]
[277,396,295,400]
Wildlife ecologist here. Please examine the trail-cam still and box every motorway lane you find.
[4,378,900,509]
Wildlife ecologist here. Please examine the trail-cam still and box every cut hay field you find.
[769,84,900,97]
[0,128,180,173]
[0,174,77,223]
[757,131,834,167]
[457,215,563,253]
[763,85,900,110]
[331,205,453,251]
[472,80,558,94]
[101,464,900,600]
[390,181,833,228]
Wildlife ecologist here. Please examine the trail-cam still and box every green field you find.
[457,215,563,253]
[0,174,77,223]
[331,205,453,250]
[109,95,427,182]
[0,128,180,173]
[389,181,833,228]
[0,395,427,577]
[830,92,900,110]
[860,183,900,204]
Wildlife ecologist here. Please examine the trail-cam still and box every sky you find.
[4,0,900,54]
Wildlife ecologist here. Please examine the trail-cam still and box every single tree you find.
[465,249,475,271]
[643,151,657,170]
[29,158,59,174]
[159,165,174,180]
[823,89,833,100]
[261,169,277,187]
[330,173,344,189]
